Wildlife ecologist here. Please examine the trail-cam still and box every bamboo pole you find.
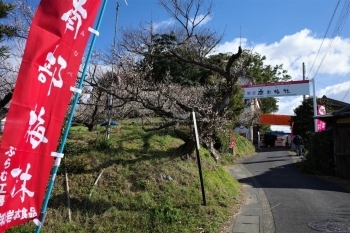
[89,169,105,199]
[65,170,72,223]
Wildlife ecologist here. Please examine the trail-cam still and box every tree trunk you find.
[208,141,219,162]
[0,89,13,109]
[177,139,196,160]
[87,91,103,132]
[174,126,196,159]
[87,123,95,132]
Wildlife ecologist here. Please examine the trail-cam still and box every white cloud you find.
[215,29,350,81]
[210,38,242,54]
[190,14,212,26]
[276,96,303,115]
[153,19,175,31]
[152,14,212,31]
[317,80,350,103]
[214,28,350,132]
[317,80,350,97]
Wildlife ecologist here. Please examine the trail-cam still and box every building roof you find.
[321,95,350,110]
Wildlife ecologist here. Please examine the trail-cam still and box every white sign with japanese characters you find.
[242,80,310,99]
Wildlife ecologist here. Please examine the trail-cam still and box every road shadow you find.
[258,147,292,152]
[242,159,288,164]
[235,149,350,194]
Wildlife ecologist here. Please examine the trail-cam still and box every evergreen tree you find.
[0,1,18,109]
[140,33,213,85]
[0,0,17,58]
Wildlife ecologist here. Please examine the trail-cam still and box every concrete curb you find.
[227,164,275,233]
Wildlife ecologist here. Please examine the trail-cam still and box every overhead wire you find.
[341,86,350,101]
[311,0,350,80]
[307,0,341,79]
[337,0,350,102]
[335,0,350,102]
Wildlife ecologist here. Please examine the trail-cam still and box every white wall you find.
[233,126,253,142]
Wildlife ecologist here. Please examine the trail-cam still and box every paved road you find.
[229,147,350,233]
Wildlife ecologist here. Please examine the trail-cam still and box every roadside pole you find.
[192,111,206,206]
[312,78,318,132]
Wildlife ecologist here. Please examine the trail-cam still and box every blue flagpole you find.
[35,0,108,232]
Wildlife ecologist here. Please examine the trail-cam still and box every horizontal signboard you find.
[241,80,310,99]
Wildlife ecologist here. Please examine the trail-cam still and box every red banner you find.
[0,0,102,231]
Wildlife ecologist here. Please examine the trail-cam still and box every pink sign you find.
[317,120,326,132]
[317,105,326,132]
[318,105,326,115]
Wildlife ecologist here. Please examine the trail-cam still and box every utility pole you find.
[302,62,305,101]
[106,2,120,139]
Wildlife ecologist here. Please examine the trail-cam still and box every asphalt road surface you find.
[236,147,350,233]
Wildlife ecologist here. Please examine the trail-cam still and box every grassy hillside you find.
[8,120,256,233]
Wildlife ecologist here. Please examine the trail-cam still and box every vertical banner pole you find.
[35,0,109,232]
[192,111,206,206]
[312,78,317,133]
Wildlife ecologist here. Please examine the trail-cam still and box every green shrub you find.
[213,123,234,154]
[63,141,89,154]
[135,179,149,190]
[93,137,114,150]
[61,154,92,174]
[150,204,180,225]
[216,127,256,165]
[300,130,335,175]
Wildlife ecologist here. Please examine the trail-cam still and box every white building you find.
[233,75,261,142]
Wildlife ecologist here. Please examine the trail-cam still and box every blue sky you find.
[25,0,350,132]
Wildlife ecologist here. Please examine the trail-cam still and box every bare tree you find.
[9,0,34,40]
[0,0,34,108]
[106,0,249,159]
[85,49,244,160]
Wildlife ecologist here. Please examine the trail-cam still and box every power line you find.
[315,80,331,87]
[307,0,341,79]
[330,0,349,39]
[311,0,350,80]
[341,84,350,101]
